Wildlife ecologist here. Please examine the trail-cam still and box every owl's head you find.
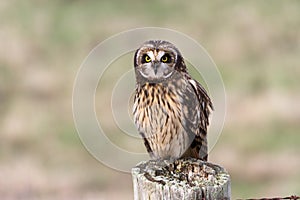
[134,40,186,83]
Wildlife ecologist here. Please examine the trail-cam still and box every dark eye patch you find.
[161,53,172,63]
[141,54,151,63]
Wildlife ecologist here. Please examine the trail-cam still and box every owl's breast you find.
[133,82,190,159]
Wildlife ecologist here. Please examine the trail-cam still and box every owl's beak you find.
[153,62,160,75]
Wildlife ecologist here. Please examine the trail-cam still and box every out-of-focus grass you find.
[0,0,300,199]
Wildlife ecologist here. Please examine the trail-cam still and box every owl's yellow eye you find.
[161,54,171,63]
[142,54,151,63]
[145,55,151,62]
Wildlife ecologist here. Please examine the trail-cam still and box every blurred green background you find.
[1,0,300,199]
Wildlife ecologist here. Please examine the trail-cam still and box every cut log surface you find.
[132,158,231,200]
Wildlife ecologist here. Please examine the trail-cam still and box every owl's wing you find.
[181,74,213,160]
[187,77,213,130]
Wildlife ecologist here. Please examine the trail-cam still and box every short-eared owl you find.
[133,40,213,161]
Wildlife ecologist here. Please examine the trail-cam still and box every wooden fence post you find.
[132,158,231,200]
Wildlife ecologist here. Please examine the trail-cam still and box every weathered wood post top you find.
[132,158,231,200]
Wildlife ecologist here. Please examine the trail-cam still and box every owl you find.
[132,40,213,161]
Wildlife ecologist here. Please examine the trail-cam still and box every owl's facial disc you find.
[139,62,173,80]
[137,50,175,81]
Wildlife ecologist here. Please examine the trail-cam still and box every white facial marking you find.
[163,71,173,78]
[139,70,150,78]
[157,51,165,60]
[147,51,155,61]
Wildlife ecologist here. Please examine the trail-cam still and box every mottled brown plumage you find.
[133,40,213,161]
